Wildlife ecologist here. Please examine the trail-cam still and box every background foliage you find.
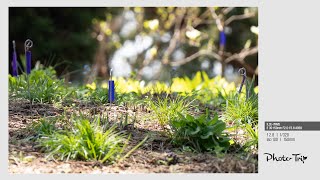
[9,7,258,83]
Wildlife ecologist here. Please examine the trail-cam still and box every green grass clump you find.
[243,122,258,151]
[224,76,258,126]
[32,118,58,137]
[224,93,258,126]
[148,95,193,129]
[86,87,109,104]
[170,110,230,153]
[37,116,135,163]
[9,66,69,103]
[223,77,258,151]
[117,92,144,107]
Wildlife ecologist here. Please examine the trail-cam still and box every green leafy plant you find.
[37,115,145,163]
[9,66,69,103]
[148,95,193,129]
[194,88,227,107]
[170,111,230,153]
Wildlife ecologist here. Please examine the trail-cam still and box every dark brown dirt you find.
[8,99,258,173]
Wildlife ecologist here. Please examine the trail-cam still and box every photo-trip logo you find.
[263,153,307,164]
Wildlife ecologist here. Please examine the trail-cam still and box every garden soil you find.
[8,99,257,173]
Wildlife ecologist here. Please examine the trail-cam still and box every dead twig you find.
[162,8,186,65]
[225,46,258,63]
[222,7,235,15]
[225,12,256,26]
[209,8,223,31]
[170,50,221,67]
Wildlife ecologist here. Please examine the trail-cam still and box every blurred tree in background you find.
[9,7,258,84]
[9,8,117,81]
